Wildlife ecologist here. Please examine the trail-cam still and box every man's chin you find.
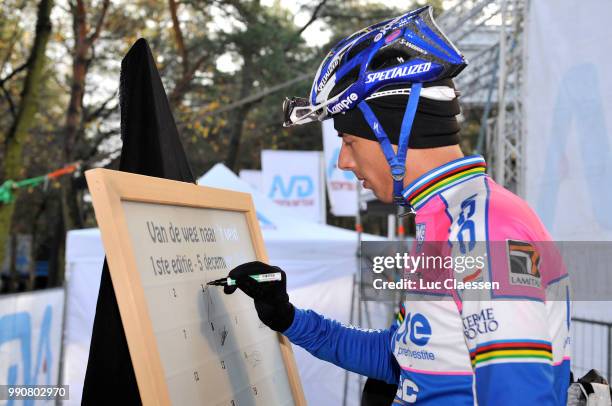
[379,196,393,204]
[371,188,393,204]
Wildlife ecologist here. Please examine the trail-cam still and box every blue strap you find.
[397,82,422,169]
[357,82,423,206]
[357,102,399,168]
[394,82,422,200]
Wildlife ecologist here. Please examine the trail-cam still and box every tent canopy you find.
[197,163,374,241]
[197,164,384,289]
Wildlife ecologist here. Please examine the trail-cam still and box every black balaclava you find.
[333,79,461,148]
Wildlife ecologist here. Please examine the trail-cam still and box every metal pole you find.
[341,272,356,406]
[517,0,530,198]
[356,181,363,326]
[342,182,364,406]
[355,182,364,400]
[608,325,612,383]
[387,214,396,240]
[495,0,508,185]
[475,46,500,155]
[319,151,326,224]
[58,283,69,406]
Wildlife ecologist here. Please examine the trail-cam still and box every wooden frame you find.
[86,168,305,406]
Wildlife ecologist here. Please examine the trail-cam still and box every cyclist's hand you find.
[224,261,294,332]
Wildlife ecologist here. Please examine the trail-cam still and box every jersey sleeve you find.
[458,239,570,405]
[283,307,400,385]
[461,299,558,404]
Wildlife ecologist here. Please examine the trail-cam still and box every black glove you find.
[224,261,295,332]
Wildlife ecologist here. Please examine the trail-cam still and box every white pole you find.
[318,151,326,224]
[495,0,508,185]
[518,0,530,198]
[387,214,396,240]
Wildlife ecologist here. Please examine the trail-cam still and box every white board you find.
[85,169,304,406]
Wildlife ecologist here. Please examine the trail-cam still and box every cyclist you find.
[226,6,571,404]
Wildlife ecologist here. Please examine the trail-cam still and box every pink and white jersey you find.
[391,155,571,404]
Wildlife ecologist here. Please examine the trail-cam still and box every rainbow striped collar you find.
[401,155,487,210]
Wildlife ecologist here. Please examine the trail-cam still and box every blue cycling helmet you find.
[283,6,467,206]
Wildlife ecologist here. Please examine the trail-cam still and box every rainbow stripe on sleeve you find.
[470,339,553,368]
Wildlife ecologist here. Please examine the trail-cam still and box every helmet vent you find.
[346,37,374,62]
[370,43,421,71]
[329,66,360,98]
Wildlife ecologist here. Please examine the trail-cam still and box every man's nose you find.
[337,143,354,171]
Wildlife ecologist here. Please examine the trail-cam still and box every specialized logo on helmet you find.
[365,62,432,83]
[329,92,358,114]
[317,54,343,92]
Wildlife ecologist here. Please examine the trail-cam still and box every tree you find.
[188,0,326,171]
[59,0,110,232]
[0,0,54,291]
[0,0,451,292]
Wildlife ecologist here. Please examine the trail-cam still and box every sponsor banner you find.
[322,120,359,216]
[262,150,325,223]
[525,1,612,240]
[0,288,65,402]
[238,169,262,193]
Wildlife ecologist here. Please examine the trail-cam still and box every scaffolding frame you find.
[439,0,528,195]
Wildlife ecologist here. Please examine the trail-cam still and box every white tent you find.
[63,164,386,406]
[198,164,384,289]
